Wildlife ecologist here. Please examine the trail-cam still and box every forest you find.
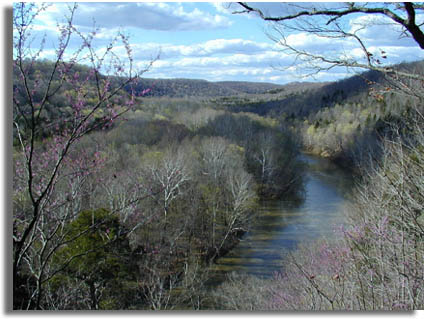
[12,2,423,310]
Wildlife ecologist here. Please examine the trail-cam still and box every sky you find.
[2,4,425,317]
[12,1,425,84]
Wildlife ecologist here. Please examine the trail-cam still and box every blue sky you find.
[21,1,425,84]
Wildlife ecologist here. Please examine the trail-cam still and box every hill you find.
[213,60,424,117]
[133,78,289,97]
[133,78,333,98]
[215,81,286,94]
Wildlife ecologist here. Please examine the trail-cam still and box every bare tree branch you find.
[235,2,424,80]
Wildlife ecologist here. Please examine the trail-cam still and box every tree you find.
[226,1,424,311]
[267,120,424,310]
[250,132,277,185]
[140,147,191,230]
[12,3,153,309]
[235,2,424,79]
[198,137,232,253]
[52,209,136,310]
[219,166,256,251]
[197,137,256,260]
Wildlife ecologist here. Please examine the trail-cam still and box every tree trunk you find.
[89,281,98,310]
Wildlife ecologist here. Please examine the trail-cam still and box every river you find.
[209,153,354,280]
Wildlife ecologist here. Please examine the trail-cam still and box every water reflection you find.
[210,154,354,279]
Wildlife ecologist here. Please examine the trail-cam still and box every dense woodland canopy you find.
[12,2,423,311]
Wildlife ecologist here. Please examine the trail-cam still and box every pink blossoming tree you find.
[12,3,154,309]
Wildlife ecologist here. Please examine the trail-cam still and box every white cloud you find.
[127,38,276,62]
[37,49,57,60]
[24,2,423,85]
[284,32,345,50]
[31,2,232,33]
[349,14,420,48]
[211,2,240,15]
[131,41,297,83]
[271,15,423,70]
[68,2,232,31]
[156,50,288,68]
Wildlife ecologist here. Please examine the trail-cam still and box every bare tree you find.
[235,2,424,79]
[199,137,229,250]
[140,147,191,234]
[215,167,256,255]
[139,257,208,310]
[251,132,276,184]
[200,136,230,180]
[198,137,256,260]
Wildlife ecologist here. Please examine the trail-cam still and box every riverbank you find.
[208,153,354,284]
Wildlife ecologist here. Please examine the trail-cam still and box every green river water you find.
[210,154,354,279]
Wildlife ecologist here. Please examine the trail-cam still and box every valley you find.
[13,58,423,310]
